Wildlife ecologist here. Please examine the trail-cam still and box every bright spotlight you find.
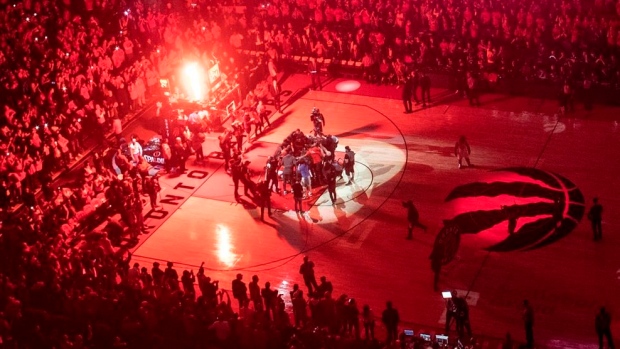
[182,62,205,101]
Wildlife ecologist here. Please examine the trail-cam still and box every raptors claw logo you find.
[433,167,585,265]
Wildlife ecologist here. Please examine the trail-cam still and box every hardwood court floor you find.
[131,74,620,348]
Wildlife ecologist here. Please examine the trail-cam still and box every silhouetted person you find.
[466,72,481,106]
[261,281,278,321]
[420,72,431,107]
[290,284,308,327]
[299,256,319,295]
[308,57,322,90]
[362,305,375,341]
[412,71,421,105]
[265,156,279,192]
[259,180,272,221]
[454,293,472,339]
[323,160,337,204]
[502,332,514,349]
[270,78,282,113]
[292,180,304,213]
[316,276,333,296]
[164,261,179,290]
[402,73,413,113]
[588,197,603,241]
[596,307,615,349]
[311,108,325,136]
[232,273,248,310]
[382,301,400,345]
[249,275,263,312]
[455,135,472,169]
[430,247,443,291]
[445,290,458,334]
[344,146,355,185]
[403,200,427,239]
[522,300,535,348]
[152,262,164,288]
[230,158,243,200]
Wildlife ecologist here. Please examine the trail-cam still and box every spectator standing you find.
[191,131,206,163]
[382,301,400,345]
[181,270,196,299]
[412,71,421,105]
[173,137,187,173]
[420,72,431,108]
[249,275,263,312]
[161,139,172,173]
[129,138,143,164]
[270,78,282,113]
[290,284,308,327]
[316,276,334,296]
[261,282,278,321]
[232,274,248,310]
[112,117,123,143]
[560,80,574,114]
[152,262,164,289]
[308,57,322,90]
[502,333,514,349]
[299,256,319,295]
[430,246,444,291]
[522,300,535,348]
[467,72,481,106]
[402,72,414,113]
[143,176,160,210]
[362,305,375,341]
[164,262,179,290]
[595,307,615,349]
[454,294,472,339]
[588,198,604,241]
[445,290,458,334]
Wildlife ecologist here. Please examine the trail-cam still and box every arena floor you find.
[127,74,620,349]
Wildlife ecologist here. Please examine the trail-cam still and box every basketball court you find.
[127,74,620,348]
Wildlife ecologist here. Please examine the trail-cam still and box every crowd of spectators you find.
[235,0,620,93]
[0,0,394,347]
[3,0,620,346]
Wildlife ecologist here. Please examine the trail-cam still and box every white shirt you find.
[129,141,142,156]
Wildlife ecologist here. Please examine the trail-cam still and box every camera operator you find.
[310,107,325,136]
